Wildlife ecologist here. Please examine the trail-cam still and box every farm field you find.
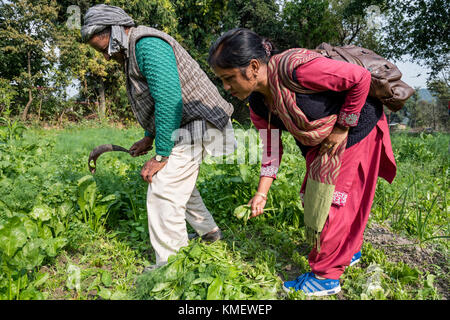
[0,121,448,300]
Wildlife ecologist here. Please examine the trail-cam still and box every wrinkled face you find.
[213,65,258,101]
[88,32,124,63]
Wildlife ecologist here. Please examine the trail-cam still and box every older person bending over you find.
[82,4,236,270]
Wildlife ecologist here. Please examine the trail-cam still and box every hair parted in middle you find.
[208,28,278,71]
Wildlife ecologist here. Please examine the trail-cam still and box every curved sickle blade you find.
[88,144,130,174]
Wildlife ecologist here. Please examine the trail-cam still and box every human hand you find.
[140,156,168,183]
[130,136,153,157]
[319,125,349,156]
[247,193,267,218]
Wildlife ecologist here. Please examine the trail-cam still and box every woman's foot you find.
[349,251,362,267]
[283,272,341,296]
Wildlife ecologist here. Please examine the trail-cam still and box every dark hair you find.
[208,28,277,70]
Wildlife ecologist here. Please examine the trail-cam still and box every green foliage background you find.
[0,0,448,128]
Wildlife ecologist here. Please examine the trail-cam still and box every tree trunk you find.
[21,50,33,121]
[83,77,90,110]
[432,103,436,130]
[38,97,42,120]
[98,77,106,120]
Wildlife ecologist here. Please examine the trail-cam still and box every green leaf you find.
[58,201,73,218]
[30,204,53,222]
[43,237,67,257]
[239,164,252,183]
[98,287,111,300]
[0,200,12,218]
[10,238,45,270]
[192,275,214,285]
[234,205,251,220]
[33,272,50,288]
[110,290,128,300]
[66,264,81,291]
[207,277,223,300]
[77,175,97,214]
[188,243,203,258]
[151,281,171,292]
[100,194,117,203]
[22,218,38,238]
[19,287,44,300]
[93,204,109,218]
[162,259,183,282]
[425,274,436,288]
[38,225,53,240]
[101,270,113,287]
[0,217,28,257]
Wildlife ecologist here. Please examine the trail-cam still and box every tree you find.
[55,0,180,120]
[427,79,450,131]
[224,0,282,45]
[384,0,449,81]
[280,0,339,49]
[0,0,59,120]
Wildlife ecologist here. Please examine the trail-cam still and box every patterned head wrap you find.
[81,4,135,57]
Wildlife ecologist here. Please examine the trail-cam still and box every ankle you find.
[208,227,219,234]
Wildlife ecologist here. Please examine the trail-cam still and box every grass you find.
[0,121,448,300]
[371,132,449,243]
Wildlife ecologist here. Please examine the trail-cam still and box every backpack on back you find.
[305,43,415,112]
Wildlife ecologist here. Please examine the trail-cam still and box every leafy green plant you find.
[234,205,251,222]
[77,175,119,232]
[0,207,67,299]
[132,240,281,300]
[0,117,26,143]
[0,124,447,301]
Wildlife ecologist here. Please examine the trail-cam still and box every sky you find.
[394,56,431,89]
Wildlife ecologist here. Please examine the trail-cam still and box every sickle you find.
[88,144,131,174]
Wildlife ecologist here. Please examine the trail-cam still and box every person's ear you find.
[248,59,260,78]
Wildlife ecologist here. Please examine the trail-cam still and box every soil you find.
[279,221,448,300]
[363,222,448,299]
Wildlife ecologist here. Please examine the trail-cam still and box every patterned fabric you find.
[267,48,349,250]
[260,164,279,179]
[125,26,233,144]
[332,191,348,206]
[337,111,360,127]
[300,191,348,207]
[268,49,334,147]
[81,4,135,51]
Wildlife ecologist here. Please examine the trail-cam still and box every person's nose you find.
[223,81,231,92]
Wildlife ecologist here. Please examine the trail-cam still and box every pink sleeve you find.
[295,57,372,127]
[250,108,283,179]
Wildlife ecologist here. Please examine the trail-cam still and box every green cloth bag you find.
[303,179,335,252]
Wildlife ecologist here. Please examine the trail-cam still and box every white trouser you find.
[146,120,236,266]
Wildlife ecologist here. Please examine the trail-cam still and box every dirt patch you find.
[364,222,449,299]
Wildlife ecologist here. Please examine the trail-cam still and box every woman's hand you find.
[248,193,267,218]
[319,125,349,156]
[130,136,153,157]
